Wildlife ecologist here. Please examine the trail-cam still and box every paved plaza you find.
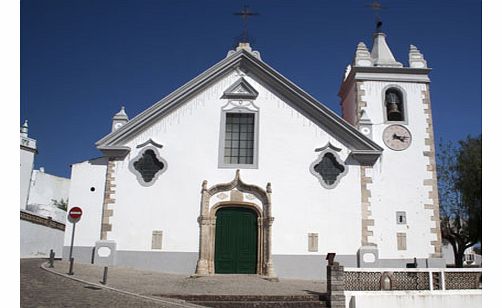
[48,259,325,297]
[21,258,327,307]
[21,259,201,308]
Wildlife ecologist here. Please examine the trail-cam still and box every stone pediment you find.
[222,77,258,99]
[96,49,383,164]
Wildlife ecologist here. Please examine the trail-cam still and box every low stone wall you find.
[343,268,481,291]
[444,271,482,289]
[326,263,482,308]
[21,210,65,231]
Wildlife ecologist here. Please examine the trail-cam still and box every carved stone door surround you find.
[194,170,277,280]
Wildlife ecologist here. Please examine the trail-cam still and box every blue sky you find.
[20,0,481,178]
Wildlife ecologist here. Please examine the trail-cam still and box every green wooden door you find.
[215,207,257,274]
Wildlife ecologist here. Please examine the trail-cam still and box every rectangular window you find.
[224,113,255,165]
[151,230,163,250]
[397,232,407,250]
[308,233,319,252]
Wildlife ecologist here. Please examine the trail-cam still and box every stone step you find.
[152,294,328,308]
[161,295,327,301]
[193,300,327,308]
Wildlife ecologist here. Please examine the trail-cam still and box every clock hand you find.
[393,134,409,142]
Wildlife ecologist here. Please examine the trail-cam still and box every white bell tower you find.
[20,120,37,209]
[339,27,443,267]
[111,106,129,132]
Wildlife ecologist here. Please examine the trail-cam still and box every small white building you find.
[26,169,70,223]
[20,121,69,258]
[65,29,445,279]
[442,243,482,267]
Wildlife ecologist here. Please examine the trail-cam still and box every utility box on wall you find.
[358,245,379,268]
[94,240,117,266]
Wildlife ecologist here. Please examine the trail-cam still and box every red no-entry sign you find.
[68,207,83,222]
[68,206,83,270]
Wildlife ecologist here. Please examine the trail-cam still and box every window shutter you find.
[308,233,319,252]
[397,233,407,250]
[152,230,163,250]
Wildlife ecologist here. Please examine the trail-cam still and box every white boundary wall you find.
[345,290,481,308]
[344,267,482,291]
[21,217,64,258]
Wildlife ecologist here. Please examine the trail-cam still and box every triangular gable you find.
[222,77,259,99]
[96,49,383,164]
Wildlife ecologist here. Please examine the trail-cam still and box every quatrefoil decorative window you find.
[129,147,167,187]
[310,144,347,189]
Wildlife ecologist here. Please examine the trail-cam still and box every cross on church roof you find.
[233,5,259,43]
[366,0,386,33]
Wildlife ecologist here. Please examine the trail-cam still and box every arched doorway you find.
[215,207,257,274]
[195,170,277,280]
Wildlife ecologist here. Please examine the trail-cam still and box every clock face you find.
[383,125,412,151]
[114,122,123,129]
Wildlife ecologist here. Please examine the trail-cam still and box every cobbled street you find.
[20,259,197,308]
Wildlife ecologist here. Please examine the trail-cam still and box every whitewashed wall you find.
[26,170,70,223]
[107,70,363,256]
[21,218,64,258]
[340,81,357,125]
[344,290,481,308]
[359,81,435,259]
[20,149,35,209]
[64,158,108,247]
[26,204,67,224]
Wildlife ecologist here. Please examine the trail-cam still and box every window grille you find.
[133,149,164,183]
[224,113,255,164]
[396,211,407,224]
[313,153,345,186]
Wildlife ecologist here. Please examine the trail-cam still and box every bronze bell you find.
[386,92,402,121]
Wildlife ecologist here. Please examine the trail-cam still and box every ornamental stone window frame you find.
[129,145,167,187]
[218,99,260,169]
[309,142,348,189]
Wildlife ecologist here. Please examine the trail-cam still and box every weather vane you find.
[366,0,386,32]
[233,5,259,43]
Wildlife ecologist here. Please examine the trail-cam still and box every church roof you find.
[96,48,383,163]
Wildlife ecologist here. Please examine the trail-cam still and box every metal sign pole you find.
[69,221,76,261]
[101,266,109,285]
[67,206,82,276]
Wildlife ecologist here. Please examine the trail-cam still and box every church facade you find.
[64,30,444,280]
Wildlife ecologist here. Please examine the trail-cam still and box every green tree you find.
[51,198,68,212]
[437,135,481,267]
[456,136,482,243]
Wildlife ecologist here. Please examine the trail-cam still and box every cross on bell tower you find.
[366,0,386,33]
[233,5,259,43]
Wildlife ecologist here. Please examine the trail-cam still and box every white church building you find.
[64,29,444,280]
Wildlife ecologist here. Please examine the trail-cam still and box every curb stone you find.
[40,261,207,308]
